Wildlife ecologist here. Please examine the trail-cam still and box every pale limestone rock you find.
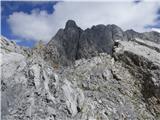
[1,24,160,120]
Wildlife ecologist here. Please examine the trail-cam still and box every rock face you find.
[45,20,82,66]
[1,20,160,120]
[44,20,160,66]
[45,20,125,66]
[77,24,122,59]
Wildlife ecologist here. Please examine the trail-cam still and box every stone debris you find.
[1,21,160,120]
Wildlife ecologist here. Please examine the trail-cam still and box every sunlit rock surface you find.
[1,22,160,120]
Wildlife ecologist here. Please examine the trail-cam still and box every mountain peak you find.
[65,20,77,28]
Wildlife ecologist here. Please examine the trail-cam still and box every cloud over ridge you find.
[8,1,160,42]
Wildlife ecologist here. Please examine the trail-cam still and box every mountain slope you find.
[1,21,160,120]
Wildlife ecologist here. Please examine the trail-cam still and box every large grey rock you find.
[77,24,123,59]
[45,20,82,66]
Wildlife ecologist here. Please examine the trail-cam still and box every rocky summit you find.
[1,20,160,120]
[44,20,160,66]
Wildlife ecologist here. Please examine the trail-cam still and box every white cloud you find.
[151,28,160,33]
[8,10,55,41]
[8,1,160,42]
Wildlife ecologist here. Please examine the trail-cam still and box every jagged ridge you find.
[44,20,160,66]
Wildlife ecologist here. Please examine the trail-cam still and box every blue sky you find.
[1,1,160,47]
[1,1,57,47]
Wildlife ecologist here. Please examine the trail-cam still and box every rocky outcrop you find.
[124,29,160,44]
[1,37,85,120]
[45,20,82,66]
[0,36,31,56]
[77,24,123,59]
[114,38,160,117]
[44,20,126,66]
[44,20,160,66]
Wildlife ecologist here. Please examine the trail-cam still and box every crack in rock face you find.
[1,20,160,120]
